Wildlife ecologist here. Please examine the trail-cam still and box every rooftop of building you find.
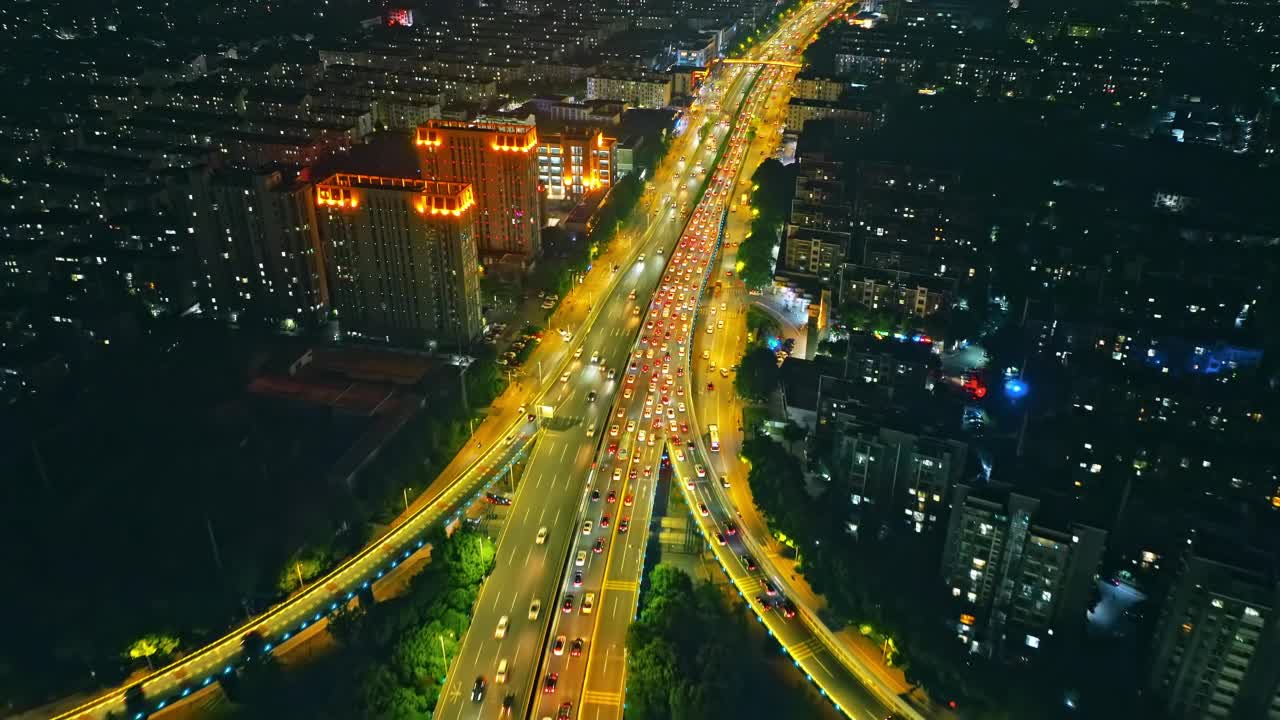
[589,65,671,83]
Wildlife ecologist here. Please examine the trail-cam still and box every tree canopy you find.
[734,346,782,402]
[624,564,827,720]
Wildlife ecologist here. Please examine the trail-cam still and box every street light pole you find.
[457,360,471,411]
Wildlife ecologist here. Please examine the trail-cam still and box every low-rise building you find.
[793,73,846,102]
[785,96,882,133]
[587,68,673,108]
[537,128,618,201]
[839,266,951,318]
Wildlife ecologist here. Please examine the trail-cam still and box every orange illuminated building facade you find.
[537,128,617,202]
[315,173,482,346]
[416,118,542,261]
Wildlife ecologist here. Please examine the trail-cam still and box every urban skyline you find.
[2,0,1279,719]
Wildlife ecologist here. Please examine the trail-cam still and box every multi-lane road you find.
[532,62,770,720]
[39,5,920,720]
[518,5,866,720]
[432,53,759,720]
[40,62,701,720]
[438,7,850,718]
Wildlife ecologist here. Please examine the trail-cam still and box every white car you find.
[695,464,707,478]
[591,351,600,364]
[561,371,570,383]
[576,550,588,567]
[528,599,542,621]
[583,520,594,534]
[536,527,548,544]
[495,616,510,639]
[574,347,584,358]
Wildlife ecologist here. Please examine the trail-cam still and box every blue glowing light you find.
[766,337,781,351]
[1004,379,1029,399]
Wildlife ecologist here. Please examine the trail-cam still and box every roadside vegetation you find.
[736,159,796,291]
[225,528,496,719]
[625,564,836,720]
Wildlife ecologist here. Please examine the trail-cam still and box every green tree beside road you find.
[735,345,783,402]
[124,635,179,670]
[737,159,796,291]
[625,564,833,720]
[229,528,496,719]
[738,435,1068,717]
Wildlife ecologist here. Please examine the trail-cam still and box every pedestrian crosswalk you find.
[583,689,622,707]
[603,579,637,592]
[785,636,825,662]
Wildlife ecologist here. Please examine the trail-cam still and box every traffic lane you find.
[690,404,906,718]
[683,474,893,720]
[448,265,650,707]
[535,429,650,713]
[527,228,700,717]
[436,437,593,720]
[547,187,742,714]
[51,41,747,720]
[535,56,776,717]
[440,284,636,715]
[576,451,661,677]
[531,467,633,716]
[552,434,663,719]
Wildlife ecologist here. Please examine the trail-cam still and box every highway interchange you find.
[43,3,926,720]
[437,2,919,720]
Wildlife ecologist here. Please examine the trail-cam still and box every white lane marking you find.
[491,591,503,611]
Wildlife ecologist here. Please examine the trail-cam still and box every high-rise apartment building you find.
[180,168,330,329]
[831,415,966,536]
[315,173,482,347]
[415,117,542,261]
[940,483,1107,661]
[536,128,618,201]
[1147,533,1280,719]
[777,157,851,300]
